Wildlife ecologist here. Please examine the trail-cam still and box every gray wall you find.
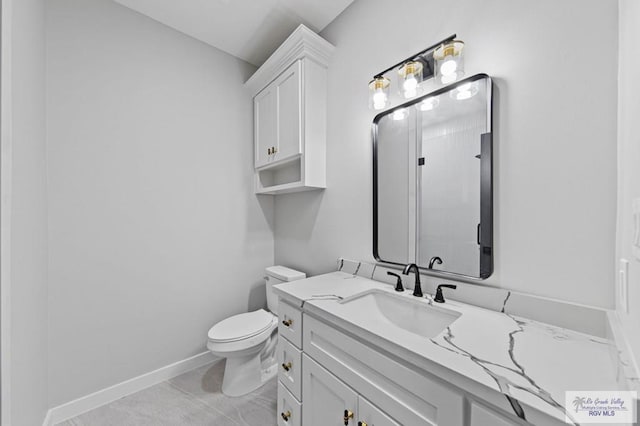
[275,0,618,308]
[7,0,49,423]
[617,0,640,368]
[46,0,274,406]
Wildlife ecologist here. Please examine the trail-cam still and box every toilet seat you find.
[208,309,276,343]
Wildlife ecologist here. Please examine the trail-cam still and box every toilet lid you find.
[207,309,275,343]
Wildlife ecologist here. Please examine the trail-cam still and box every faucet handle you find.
[434,284,457,303]
[387,272,404,292]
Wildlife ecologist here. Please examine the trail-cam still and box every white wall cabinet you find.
[245,25,334,194]
[254,83,278,168]
[255,61,302,168]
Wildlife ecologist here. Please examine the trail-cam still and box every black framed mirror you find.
[373,74,493,279]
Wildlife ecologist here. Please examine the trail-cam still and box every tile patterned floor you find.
[57,361,277,426]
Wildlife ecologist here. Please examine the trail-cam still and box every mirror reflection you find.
[374,75,493,279]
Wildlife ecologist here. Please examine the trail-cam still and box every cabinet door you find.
[303,354,359,426]
[275,60,302,162]
[358,396,402,426]
[254,84,277,168]
[304,315,464,426]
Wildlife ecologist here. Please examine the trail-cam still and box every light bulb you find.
[397,61,423,98]
[372,89,387,110]
[440,56,457,76]
[403,75,418,98]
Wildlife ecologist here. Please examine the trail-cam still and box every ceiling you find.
[113,0,354,67]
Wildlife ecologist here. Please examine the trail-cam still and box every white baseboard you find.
[42,410,53,426]
[44,351,219,425]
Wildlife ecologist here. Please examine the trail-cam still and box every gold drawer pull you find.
[281,410,291,421]
[282,319,293,327]
[343,409,354,425]
[282,362,292,371]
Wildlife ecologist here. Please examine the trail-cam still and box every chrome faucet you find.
[402,263,423,297]
[428,256,443,269]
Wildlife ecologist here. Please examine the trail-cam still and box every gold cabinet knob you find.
[281,410,291,421]
[282,362,292,371]
[282,319,293,327]
[343,409,354,425]
[358,422,368,426]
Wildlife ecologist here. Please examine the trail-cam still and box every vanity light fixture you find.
[434,40,465,84]
[368,34,463,110]
[368,76,391,110]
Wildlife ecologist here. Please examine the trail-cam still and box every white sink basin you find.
[340,290,461,338]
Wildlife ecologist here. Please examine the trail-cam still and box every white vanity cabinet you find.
[245,24,334,195]
[274,300,548,426]
[273,272,582,426]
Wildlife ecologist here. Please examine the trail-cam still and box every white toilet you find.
[206,266,305,397]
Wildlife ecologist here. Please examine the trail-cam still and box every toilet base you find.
[221,352,277,397]
[207,314,279,397]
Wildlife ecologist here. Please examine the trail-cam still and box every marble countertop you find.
[274,271,622,425]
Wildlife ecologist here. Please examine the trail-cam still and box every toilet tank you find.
[265,266,306,314]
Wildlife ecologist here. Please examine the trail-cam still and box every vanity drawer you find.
[277,381,302,426]
[277,336,302,400]
[304,314,465,426]
[278,301,302,349]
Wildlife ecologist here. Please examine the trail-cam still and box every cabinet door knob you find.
[281,410,291,421]
[343,409,354,425]
[268,147,272,155]
[282,362,292,371]
[358,422,368,426]
[282,319,293,327]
